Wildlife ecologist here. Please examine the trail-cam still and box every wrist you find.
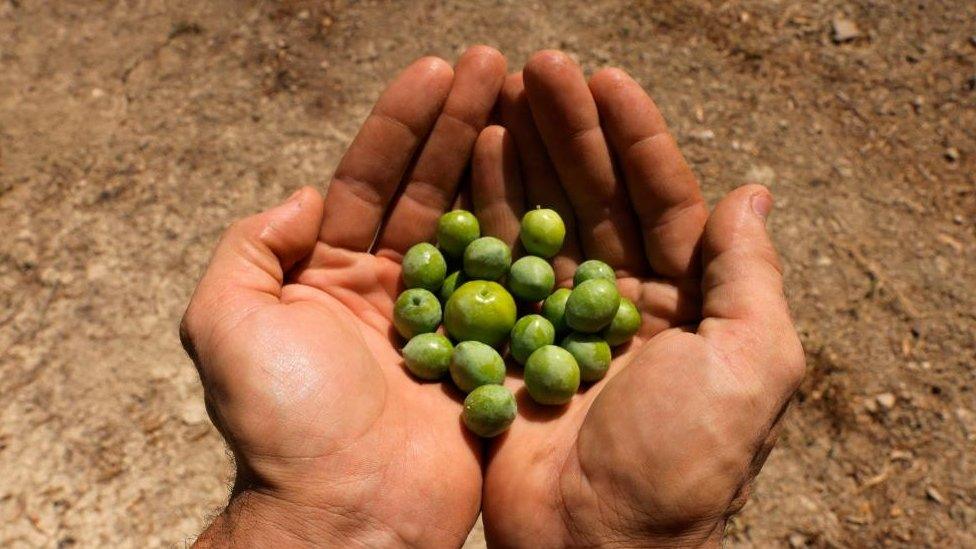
[657,522,725,548]
[579,518,726,549]
[194,490,330,548]
[193,489,400,548]
[636,521,726,548]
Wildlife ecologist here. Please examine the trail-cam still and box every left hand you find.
[475,51,805,548]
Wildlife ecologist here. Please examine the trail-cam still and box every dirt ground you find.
[1,0,974,546]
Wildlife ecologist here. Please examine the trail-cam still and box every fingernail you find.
[751,192,773,220]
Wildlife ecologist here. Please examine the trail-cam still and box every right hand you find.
[181,46,507,547]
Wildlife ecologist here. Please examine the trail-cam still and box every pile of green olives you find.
[394,208,642,438]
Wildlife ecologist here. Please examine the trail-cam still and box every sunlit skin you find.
[182,47,804,548]
[479,51,805,547]
[182,46,507,547]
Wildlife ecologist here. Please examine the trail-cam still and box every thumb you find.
[181,186,324,358]
[697,184,803,391]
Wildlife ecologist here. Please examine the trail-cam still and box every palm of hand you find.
[486,276,753,545]
[241,244,481,542]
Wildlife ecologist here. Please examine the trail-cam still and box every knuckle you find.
[762,245,785,278]
[224,218,250,240]
[224,213,265,243]
[780,332,807,389]
[178,305,201,363]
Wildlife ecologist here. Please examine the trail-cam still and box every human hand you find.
[476,51,805,547]
[180,46,506,547]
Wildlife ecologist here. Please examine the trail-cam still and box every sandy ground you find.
[1,0,974,546]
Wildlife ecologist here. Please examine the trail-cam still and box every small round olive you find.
[565,279,620,333]
[437,210,481,257]
[541,287,572,336]
[560,332,612,382]
[440,270,466,303]
[462,384,517,437]
[463,236,511,280]
[510,314,556,365]
[602,297,642,346]
[523,345,580,405]
[402,333,454,380]
[402,242,447,291]
[393,288,441,339]
[450,340,506,393]
[443,281,517,347]
[520,208,565,258]
[573,259,615,286]
[508,256,555,301]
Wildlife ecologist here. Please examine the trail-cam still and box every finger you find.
[182,187,325,358]
[498,72,581,283]
[320,57,454,251]
[375,45,507,256]
[588,68,709,279]
[522,51,646,275]
[471,125,524,247]
[697,185,804,391]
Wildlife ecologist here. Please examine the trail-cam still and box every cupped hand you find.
[475,51,805,547]
[180,46,506,547]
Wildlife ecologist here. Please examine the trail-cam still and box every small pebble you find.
[831,17,861,43]
[788,533,808,548]
[876,392,896,410]
[688,128,715,142]
[864,397,879,413]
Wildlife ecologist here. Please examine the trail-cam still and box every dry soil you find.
[1,1,974,547]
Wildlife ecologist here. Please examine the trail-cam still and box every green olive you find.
[520,208,565,258]
[508,256,555,302]
[402,242,447,291]
[565,279,620,333]
[443,280,517,346]
[510,314,556,365]
[560,332,612,382]
[440,270,466,303]
[463,236,511,280]
[393,288,441,339]
[541,287,572,336]
[573,259,615,286]
[437,210,481,257]
[462,384,517,437]
[602,297,642,346]
[402,333,454,380]
[450,340,506,393]
[523,345,580,405]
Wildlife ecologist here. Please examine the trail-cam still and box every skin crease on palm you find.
[181,46,805,548]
